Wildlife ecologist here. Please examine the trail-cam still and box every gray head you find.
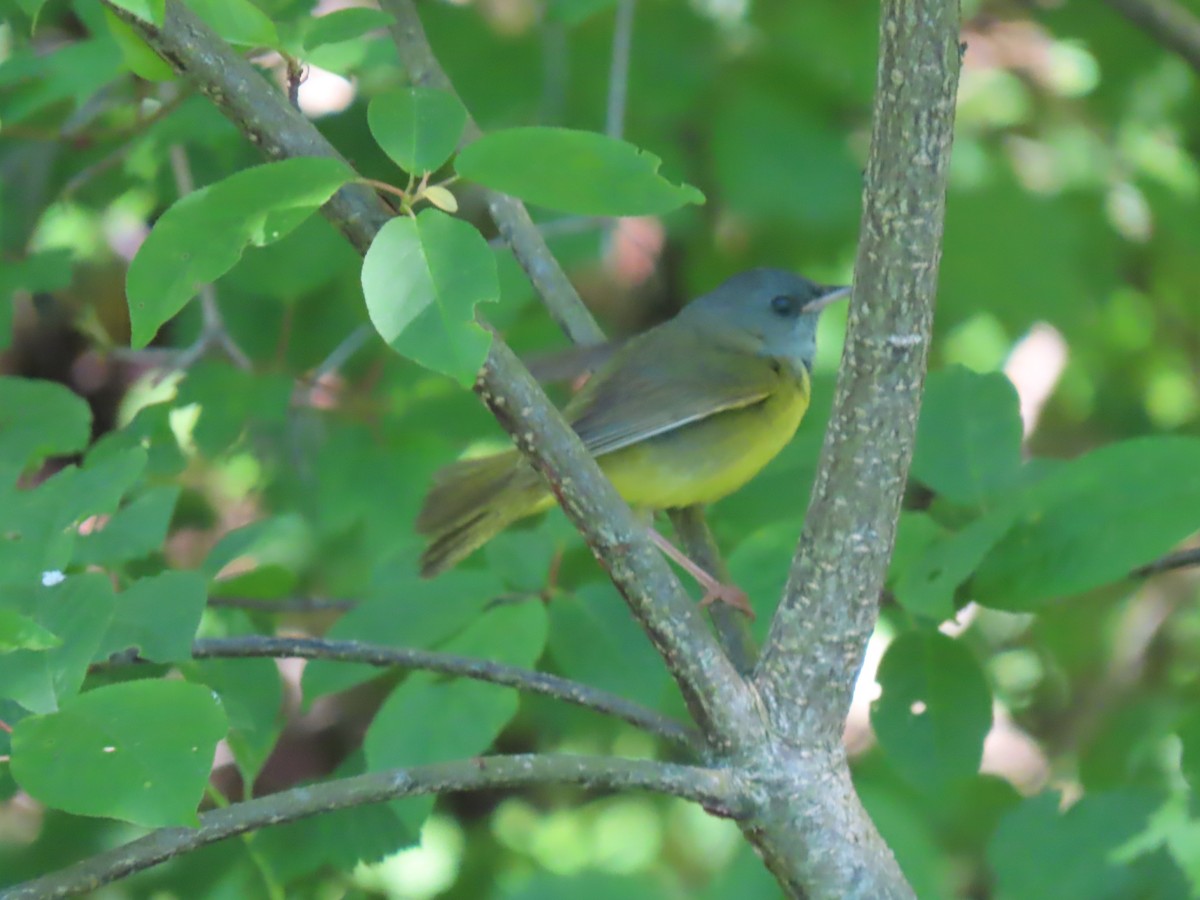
[679,268,850,370]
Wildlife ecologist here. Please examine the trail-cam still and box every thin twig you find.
[285,56,305,109]
[1132,546,1200,578]
[485,215,611,250]
[188,636,697,746]
[206,596,358,613]
[59,91,192,198]
[0,754,743,899]
[540,15,568,124]
[1101,0,1200,75]
[606,0,636,139]
[311,324,374,383]
[166,145,252,371]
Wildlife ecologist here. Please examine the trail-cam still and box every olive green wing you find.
[564,324,782,458]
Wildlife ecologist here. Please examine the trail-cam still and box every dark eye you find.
[770,295,800,317]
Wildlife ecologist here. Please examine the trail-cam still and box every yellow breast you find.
[599,366,811,510]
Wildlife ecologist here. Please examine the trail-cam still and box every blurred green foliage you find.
[1,0,1199,897]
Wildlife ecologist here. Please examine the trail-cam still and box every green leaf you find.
[183,0,278,48]
[887,513,954,621]
[892,500,1025,619]
[973,437,1200,610]
[303,7,394,51]
[455,127,705,216]
[184,658,281,786]
[104,8,175,81]
[364,601,547,832]
[872,631,992,790]
[71,486,179,566]
[302,559,502,701]
[912,367,1024,506]
[11,679,227,827]
[0,609,61,654]
[988,790,1163,900]
[95,571,206,664]
[368,88,468,175]
[253,753,413,878]
[126,158,354,347]
[0,574,116,713]
[107,0,164,23]
[547,584,669,704]
[0,377,92,470]
[361,208,499,385]
[0,445,148,590]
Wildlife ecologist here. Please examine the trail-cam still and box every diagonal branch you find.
[105,0,759,751]
[755,0,960,743]
[0,754,744,899]
[187,635,697,746]
[381,0,753,669]
[1101,0,1200,75]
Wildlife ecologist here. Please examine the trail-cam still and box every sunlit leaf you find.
[106,0,164,23]
[361,208,498,385]
[303,7,393,51]
[183,0,278,48]
[126,158,354,347]
[368,88,468,174]
[455,127,705,215]
[0,610,61,654]
[104,8,174,81]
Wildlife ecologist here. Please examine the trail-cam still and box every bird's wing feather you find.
[564,324,781,458]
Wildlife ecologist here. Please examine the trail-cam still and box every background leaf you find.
[988,791,1166,900]
[912,367,1024,506]
[872,631,993,791]
[972,437,1200,610]
[0,377,92,471]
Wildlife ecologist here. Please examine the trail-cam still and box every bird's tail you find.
[416,450,549,577]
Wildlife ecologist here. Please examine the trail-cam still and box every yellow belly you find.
[599,371,811,510]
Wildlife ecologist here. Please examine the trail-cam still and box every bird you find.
[416,268,849,616]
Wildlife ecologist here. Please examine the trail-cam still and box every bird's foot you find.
[698,582,755,619]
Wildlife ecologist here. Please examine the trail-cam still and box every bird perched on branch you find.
[417,268,849,617]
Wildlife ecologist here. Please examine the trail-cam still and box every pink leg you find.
[647,529,755,619]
